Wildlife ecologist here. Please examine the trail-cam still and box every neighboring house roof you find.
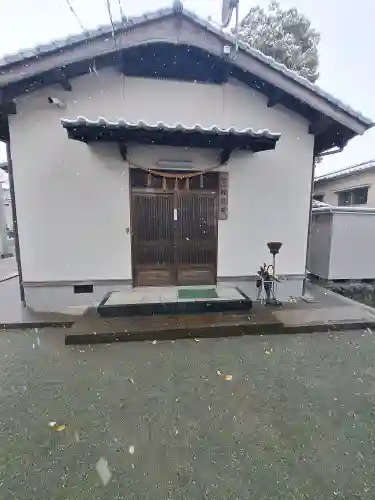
[0,6,371,129]
[315,159,375,183]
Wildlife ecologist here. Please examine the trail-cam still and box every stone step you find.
[66,307,281,345]
[97,288,252,318]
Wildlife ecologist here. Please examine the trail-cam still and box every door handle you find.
[173,208,178,221]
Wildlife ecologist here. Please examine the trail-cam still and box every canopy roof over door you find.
[61,117,281,154]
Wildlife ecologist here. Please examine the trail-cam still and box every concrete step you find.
[97,290,252,318]
[66,307,281,345]
[65,302,375,345]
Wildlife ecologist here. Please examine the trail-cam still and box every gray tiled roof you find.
[315,159,375,183]
[0,6,373,128]
[60,116,281,139]
[0,8,174,67]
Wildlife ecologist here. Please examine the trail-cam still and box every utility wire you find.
[105,0,117,46]
[64,0,98,75]
[117,0,126,22]
[64,0,86,33]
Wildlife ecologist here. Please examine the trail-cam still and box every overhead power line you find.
[105,0,117,46]
[117,0,126,22]
[64,0,86,33]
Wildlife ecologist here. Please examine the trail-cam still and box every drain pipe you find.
[302,143,345,296]
[6,139,25,304]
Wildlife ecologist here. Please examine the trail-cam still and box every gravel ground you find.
[0,327,375,499]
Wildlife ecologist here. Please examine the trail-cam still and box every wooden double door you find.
[130,169,219,287]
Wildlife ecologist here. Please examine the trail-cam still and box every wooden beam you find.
[54,70,72,91]
[0,100,17,115]
[0,116,9,142]
[220,149,232,165]
[67,129,87,142]
[314,126,351,155]
[0,89,17,115]
[60,77,72,92]
[267,88,283,108]
[0,89,8,102]
[309,117,331,135]
[119,143,128,161]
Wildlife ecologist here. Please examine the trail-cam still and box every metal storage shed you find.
[308,200,375,280]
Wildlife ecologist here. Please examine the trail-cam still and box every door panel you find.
[130,169,219,287]
[176,193,218,285]
[131,193,175,286]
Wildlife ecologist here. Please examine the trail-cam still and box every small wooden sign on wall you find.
[219,172,229,220]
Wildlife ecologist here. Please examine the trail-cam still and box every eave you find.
[0,7,372,154]
[61,117,281,154]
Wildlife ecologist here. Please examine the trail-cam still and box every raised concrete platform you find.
[66,281,375,344]
[98,285,252,318]
[0,277,75,330]
[66,305,282,345]
[1,275,375,343]
[0,256,18,282]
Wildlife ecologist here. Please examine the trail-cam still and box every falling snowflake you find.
[96,457,112,486]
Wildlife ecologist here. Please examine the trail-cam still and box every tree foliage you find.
[238,1,320,83]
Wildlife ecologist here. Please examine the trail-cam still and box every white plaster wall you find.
[9,68,313,295]
[127,144,220,169]
[216,79,313,277]
[11,136,131,282]
[24,282,131,314]
[307,213,332,278]
[329,212,375,280]
[10,71,132,282]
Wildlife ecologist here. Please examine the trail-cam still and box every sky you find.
[0,0,374,175]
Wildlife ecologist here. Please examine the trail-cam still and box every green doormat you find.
[178,288,218,300]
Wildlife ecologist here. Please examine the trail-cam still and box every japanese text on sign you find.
[219,172,228,220]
